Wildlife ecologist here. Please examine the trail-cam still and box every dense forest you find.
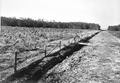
[1,16,101,30]
[108,25,120,31]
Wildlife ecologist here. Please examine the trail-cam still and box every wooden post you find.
[14,52,17,73]
[59,41,61,50]
[44,45,47,56]
[74,37,76,43]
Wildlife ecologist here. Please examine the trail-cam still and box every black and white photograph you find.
[0,0,120,83]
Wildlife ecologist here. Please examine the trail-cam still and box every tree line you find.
[1,16,101,30]
[108,25,120,31]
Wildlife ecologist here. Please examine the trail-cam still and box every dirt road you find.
[39,31,120,83]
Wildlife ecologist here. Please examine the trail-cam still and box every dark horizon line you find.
[1,16,100,25]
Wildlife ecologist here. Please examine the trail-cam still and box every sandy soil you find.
[39,31,120,83]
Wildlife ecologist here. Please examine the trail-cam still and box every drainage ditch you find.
[1,31,100,83]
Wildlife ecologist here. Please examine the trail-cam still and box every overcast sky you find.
[1,0,120,30]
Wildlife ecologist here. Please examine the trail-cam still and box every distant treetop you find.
[1,16,101,30]
[108,25,120,31]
